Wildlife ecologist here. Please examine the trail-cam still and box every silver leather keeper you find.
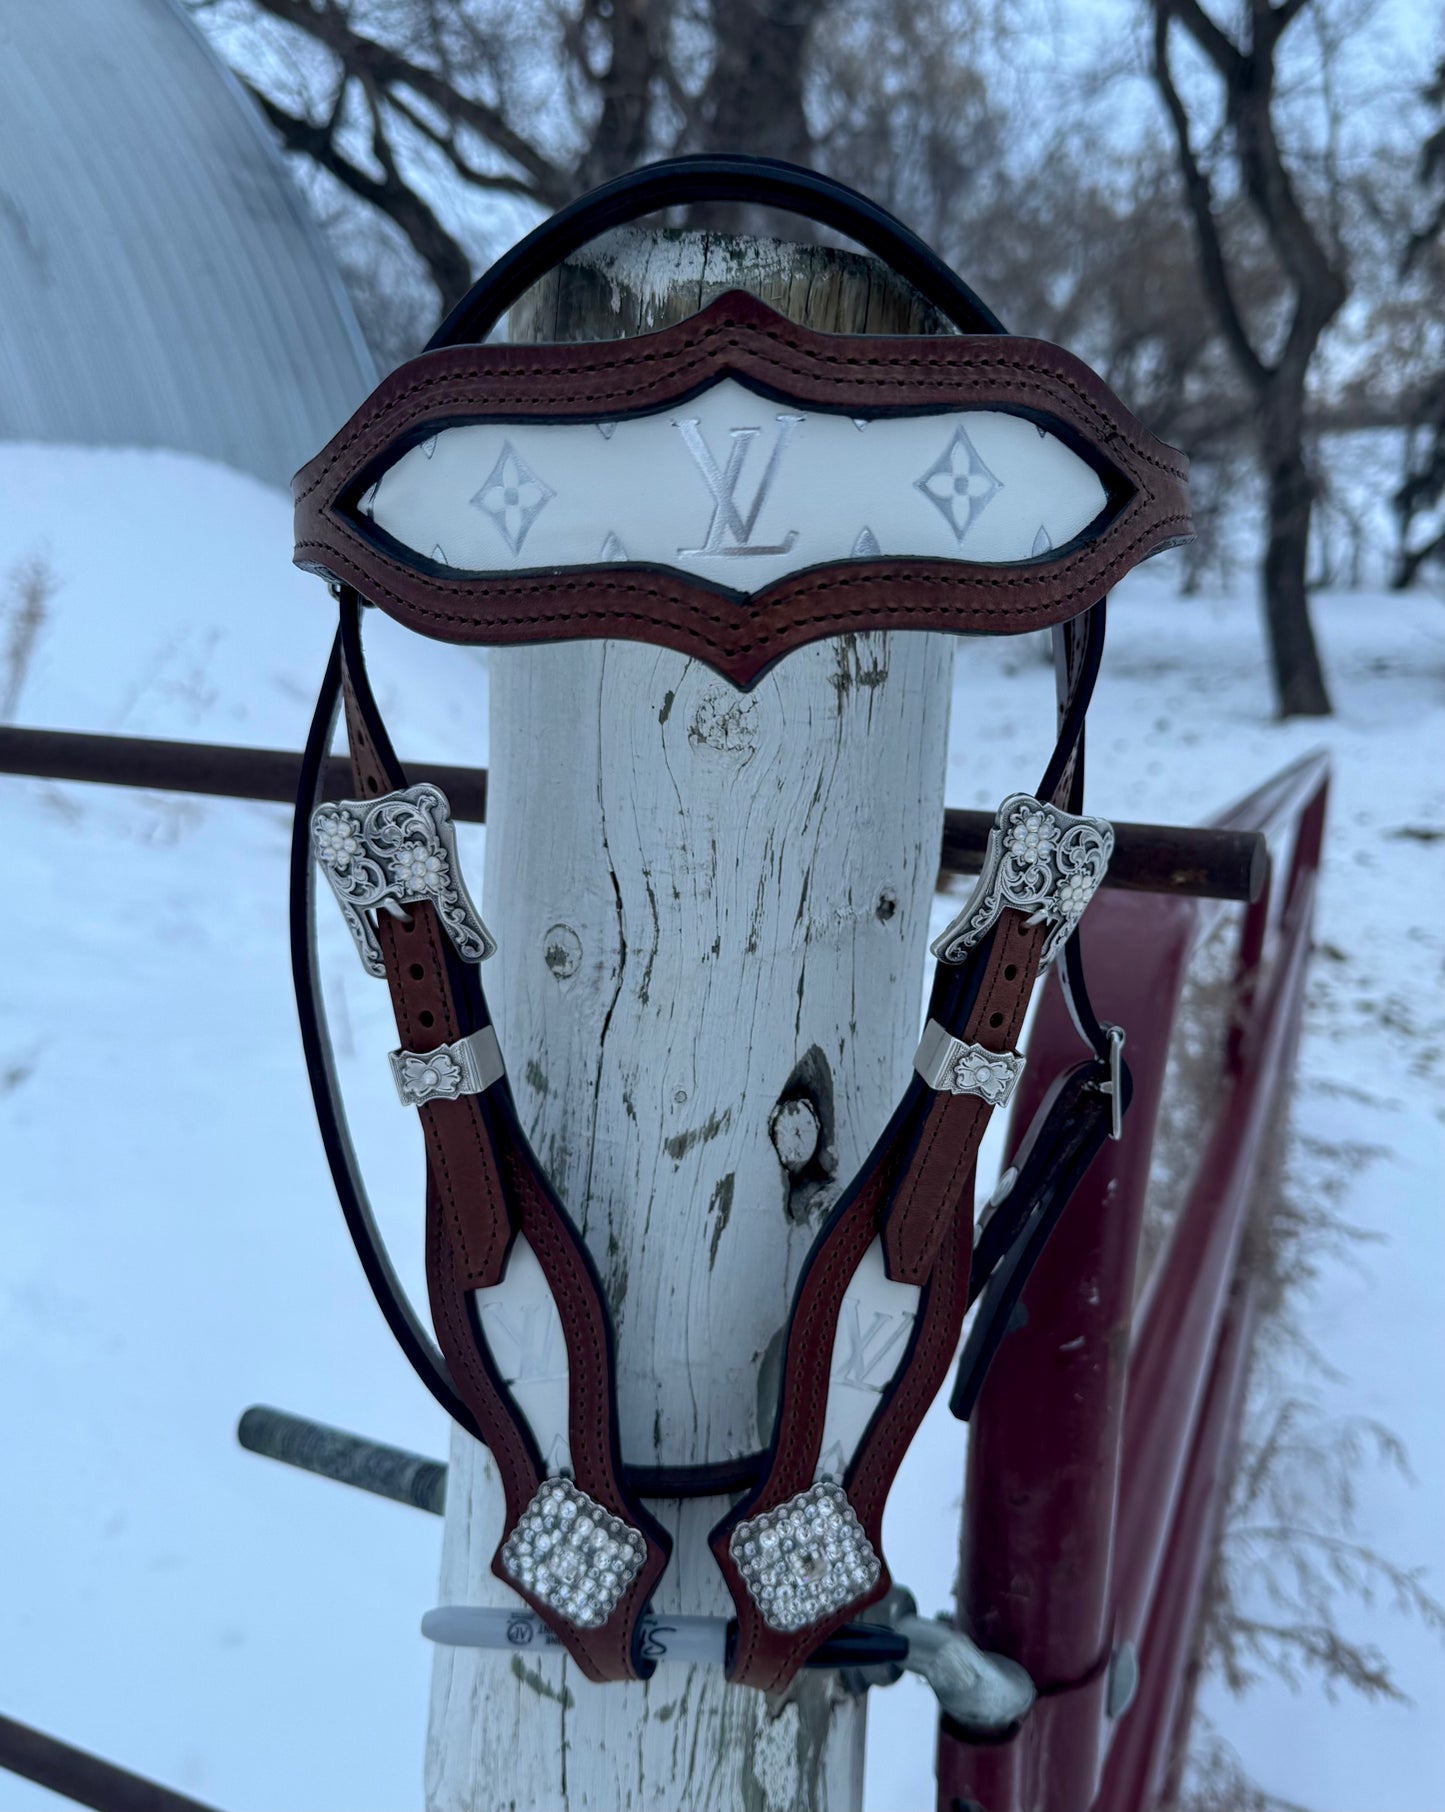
[914,1019,1024,1108]
[390,1026,504,1108]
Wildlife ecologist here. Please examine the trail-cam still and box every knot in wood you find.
[688,687,760,760]
[769,1097,821,1173]
[543,923,582,980]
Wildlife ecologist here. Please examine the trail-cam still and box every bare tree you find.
[1150,0,1347,717]
[1391,60,1445,588]
[197,0,1429,611]
[192,0,839,315]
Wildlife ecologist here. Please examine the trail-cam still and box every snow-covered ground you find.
[1,445,1440,1812]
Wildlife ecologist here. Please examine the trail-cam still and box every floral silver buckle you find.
[932,794,1113,968]
[390,1026,504,1107]
[311,784,495,979]
[913,1022,1024,1107]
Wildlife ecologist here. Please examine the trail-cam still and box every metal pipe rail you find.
[236,1410,1027,1726]
[0,1713,219,1812]
[237,1405,447,1515]
[0,724,1266,902]
[937,748,1330,1812]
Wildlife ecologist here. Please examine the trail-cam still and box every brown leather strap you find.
[342,671,514,1291]
[340,637,668,1682]
[293,291,1191,690]
[714,1187,976,1691]
[878,610,1096,1282]
[710,603,1103,1688]
[881,911,1047,1283]
[488,1134,671,1681]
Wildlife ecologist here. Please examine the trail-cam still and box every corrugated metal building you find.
[0,0,376,486]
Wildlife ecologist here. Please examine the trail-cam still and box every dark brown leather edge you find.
[295,547,1177,694]
[294,289,1184,501]
[706,1156,897,1685]
[490,1134,672,1681]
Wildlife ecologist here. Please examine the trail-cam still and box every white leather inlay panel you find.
[363,378,1107,595]
[472,1236,572,1475]
[814,1237,922,1483]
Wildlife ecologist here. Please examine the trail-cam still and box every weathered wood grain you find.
[424,229,955,1812]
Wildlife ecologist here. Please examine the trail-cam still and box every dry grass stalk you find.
[1,553,59,722]
[1174,1109,1445,1808]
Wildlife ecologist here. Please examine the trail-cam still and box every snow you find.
[1,443,1440,1811]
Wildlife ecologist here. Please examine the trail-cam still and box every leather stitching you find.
[298,511,1192,649]
[295,306,1187,505]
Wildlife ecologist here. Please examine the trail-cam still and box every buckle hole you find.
[1003,964,1018,981]
[419,1010,435,1028]
[988,1012,1004,1029]
[409,963,425,980]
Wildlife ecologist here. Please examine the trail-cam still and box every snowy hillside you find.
[0,445,1440,1811]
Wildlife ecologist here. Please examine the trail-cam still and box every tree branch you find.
[386,90,543,201]
[1161,0,1243,80]
[1152,6,1268,388]
[575,0,672,186]
[246,0,570,206]
[1182,0,1348,340]
[246,81,474,306]
[1268,0,1313,43]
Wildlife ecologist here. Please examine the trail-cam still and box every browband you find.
[289,153,1186,1691]
[294,291,1189,690]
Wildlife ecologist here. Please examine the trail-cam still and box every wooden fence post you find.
[424,227,955,1811]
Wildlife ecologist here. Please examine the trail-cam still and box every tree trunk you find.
[423,229,956,1811]
[1261,395,1332,718]
[700,0,823,167]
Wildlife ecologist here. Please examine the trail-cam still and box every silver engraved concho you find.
[500,1477,647,1629]
[932,794,1113,968]
[729,1481,882,1632]
[390,1026,504,1108]
[311,784,495,979]
[913,1021,1024,1107]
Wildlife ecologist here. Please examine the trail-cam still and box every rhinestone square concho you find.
[500,1478,646,1629]
[729,1481,882,1633]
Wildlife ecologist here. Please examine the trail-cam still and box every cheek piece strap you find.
[290,154,1168,1688]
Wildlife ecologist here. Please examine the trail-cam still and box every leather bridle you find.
[289,154,1186,1689]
